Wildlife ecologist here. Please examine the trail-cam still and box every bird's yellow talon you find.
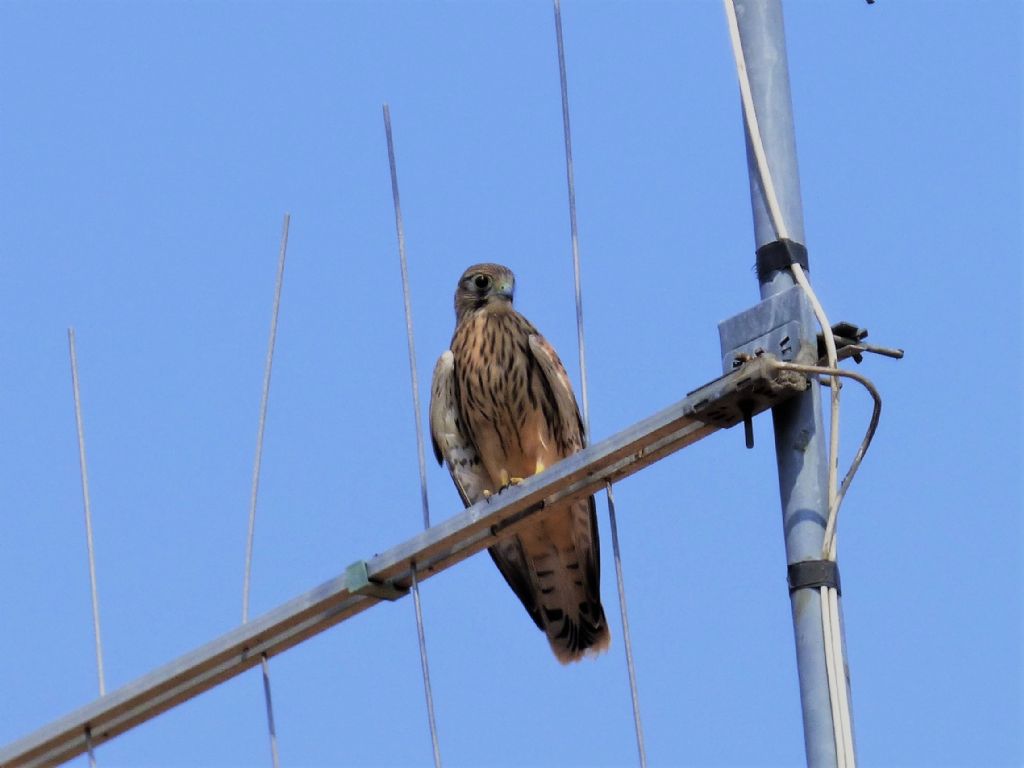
[495,470,525,493]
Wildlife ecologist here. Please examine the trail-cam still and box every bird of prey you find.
[429,263,609,663]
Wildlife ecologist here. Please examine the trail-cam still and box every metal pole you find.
[733,2,851,765]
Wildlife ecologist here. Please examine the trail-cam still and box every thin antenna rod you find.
[411,567,442,768]
[240,213,290,768]
[260,655,280,768]
[383,102,443,768]
[384,104,433,531]
[85,727,96,768]
[553,0,589,437]
[606,483,647,765]
[68,327,106,698]
[242,213,291,624]
[552,5,646,765]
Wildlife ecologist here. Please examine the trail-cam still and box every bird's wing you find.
[488,538,544,632]
[429,350,490,506]
[527,332,609,660]
[527,333,586,449]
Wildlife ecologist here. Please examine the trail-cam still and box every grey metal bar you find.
[732,1,853,764]
[0,356,805,768]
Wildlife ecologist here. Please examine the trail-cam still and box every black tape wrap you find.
[756,238,809,282]
[787,559,841,596]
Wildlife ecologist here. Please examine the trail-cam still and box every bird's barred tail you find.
[540,586,610,664]
[533,495,610,664]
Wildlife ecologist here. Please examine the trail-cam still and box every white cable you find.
[720,2,842,535]
[827,585,850,762]
[770,362,882,531]
[788,264,842,560]
[722,2,853,764]
[772,361,883,768]
[819,583,845,768]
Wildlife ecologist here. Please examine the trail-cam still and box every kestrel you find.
[429,263,610,663]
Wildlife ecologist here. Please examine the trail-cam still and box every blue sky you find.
[1,1,1020,766]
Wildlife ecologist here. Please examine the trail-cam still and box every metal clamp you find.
[345,560,408,601]
[816,321,904,365]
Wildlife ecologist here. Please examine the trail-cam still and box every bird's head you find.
[454,263,515,322]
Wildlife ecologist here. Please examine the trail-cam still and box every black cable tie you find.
[756,238,809,282]
[787,559,841,596]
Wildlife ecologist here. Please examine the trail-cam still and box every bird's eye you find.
[473,274,491,290]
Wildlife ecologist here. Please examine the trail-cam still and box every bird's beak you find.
[495,279,514,299]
